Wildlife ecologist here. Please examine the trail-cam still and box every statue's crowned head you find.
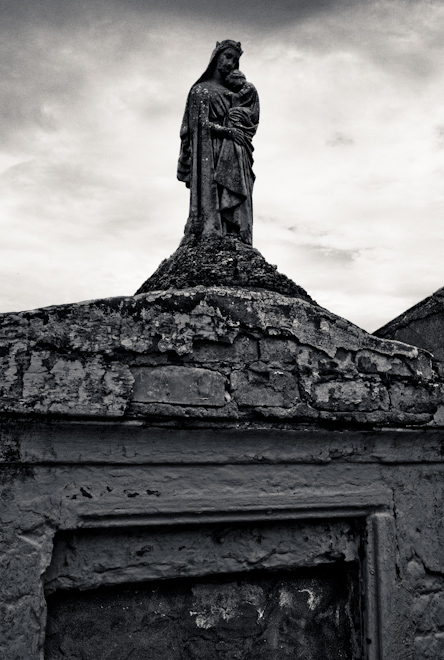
[195,40,243,85]
[210,40,243,62]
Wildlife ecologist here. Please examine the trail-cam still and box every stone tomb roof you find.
[0,284,442,427]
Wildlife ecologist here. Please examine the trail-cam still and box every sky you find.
[1,0,444,332]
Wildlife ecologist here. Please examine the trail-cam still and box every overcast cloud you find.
[1,0,444,331]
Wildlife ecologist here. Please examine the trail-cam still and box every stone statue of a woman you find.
[177,40,260,245]
[137,46,309,297]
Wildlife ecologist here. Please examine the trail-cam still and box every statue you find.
[137,44,310,298]
[177,40,260,245]
[137,49,309,298]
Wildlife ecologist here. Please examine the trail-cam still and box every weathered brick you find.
[389,383,438,413]
[4,353,133,416]
[231,369,299,407]
[313,379,389,412]
[191,335,258,364]
[131,366,225,406]
[259,338,299,364]
[356,350,412,377]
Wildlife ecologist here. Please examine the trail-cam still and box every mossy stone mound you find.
[135,236,314,303]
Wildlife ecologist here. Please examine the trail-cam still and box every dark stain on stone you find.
[135,545,153,557]
[0,464,34,486]
[0,428,21,462]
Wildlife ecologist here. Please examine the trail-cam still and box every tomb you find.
[2,38,444,660]
[1,280,444,659]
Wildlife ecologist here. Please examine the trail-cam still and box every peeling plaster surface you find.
[0,287,441,425]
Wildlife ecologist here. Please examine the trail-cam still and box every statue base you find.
[135,235,314,302]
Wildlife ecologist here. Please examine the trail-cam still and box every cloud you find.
[1,0,444,332]
[326,132,354,147]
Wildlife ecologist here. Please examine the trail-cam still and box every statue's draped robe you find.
[177,80,259,245]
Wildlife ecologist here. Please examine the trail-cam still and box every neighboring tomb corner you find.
[374,285,444,363]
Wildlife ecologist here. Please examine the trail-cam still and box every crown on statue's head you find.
[213,40,243,57]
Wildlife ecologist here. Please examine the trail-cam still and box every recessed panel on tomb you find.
[45,563,361,660]
[44,520,362,659]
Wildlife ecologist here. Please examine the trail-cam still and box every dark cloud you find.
[106,0,356,30]
[0,0,112,30]
[0,46,86,148]
[0,1,182,150]
[0,0,369,37]
[2,0,441,144]
[0,11,94,148]
[326,132,354,147]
